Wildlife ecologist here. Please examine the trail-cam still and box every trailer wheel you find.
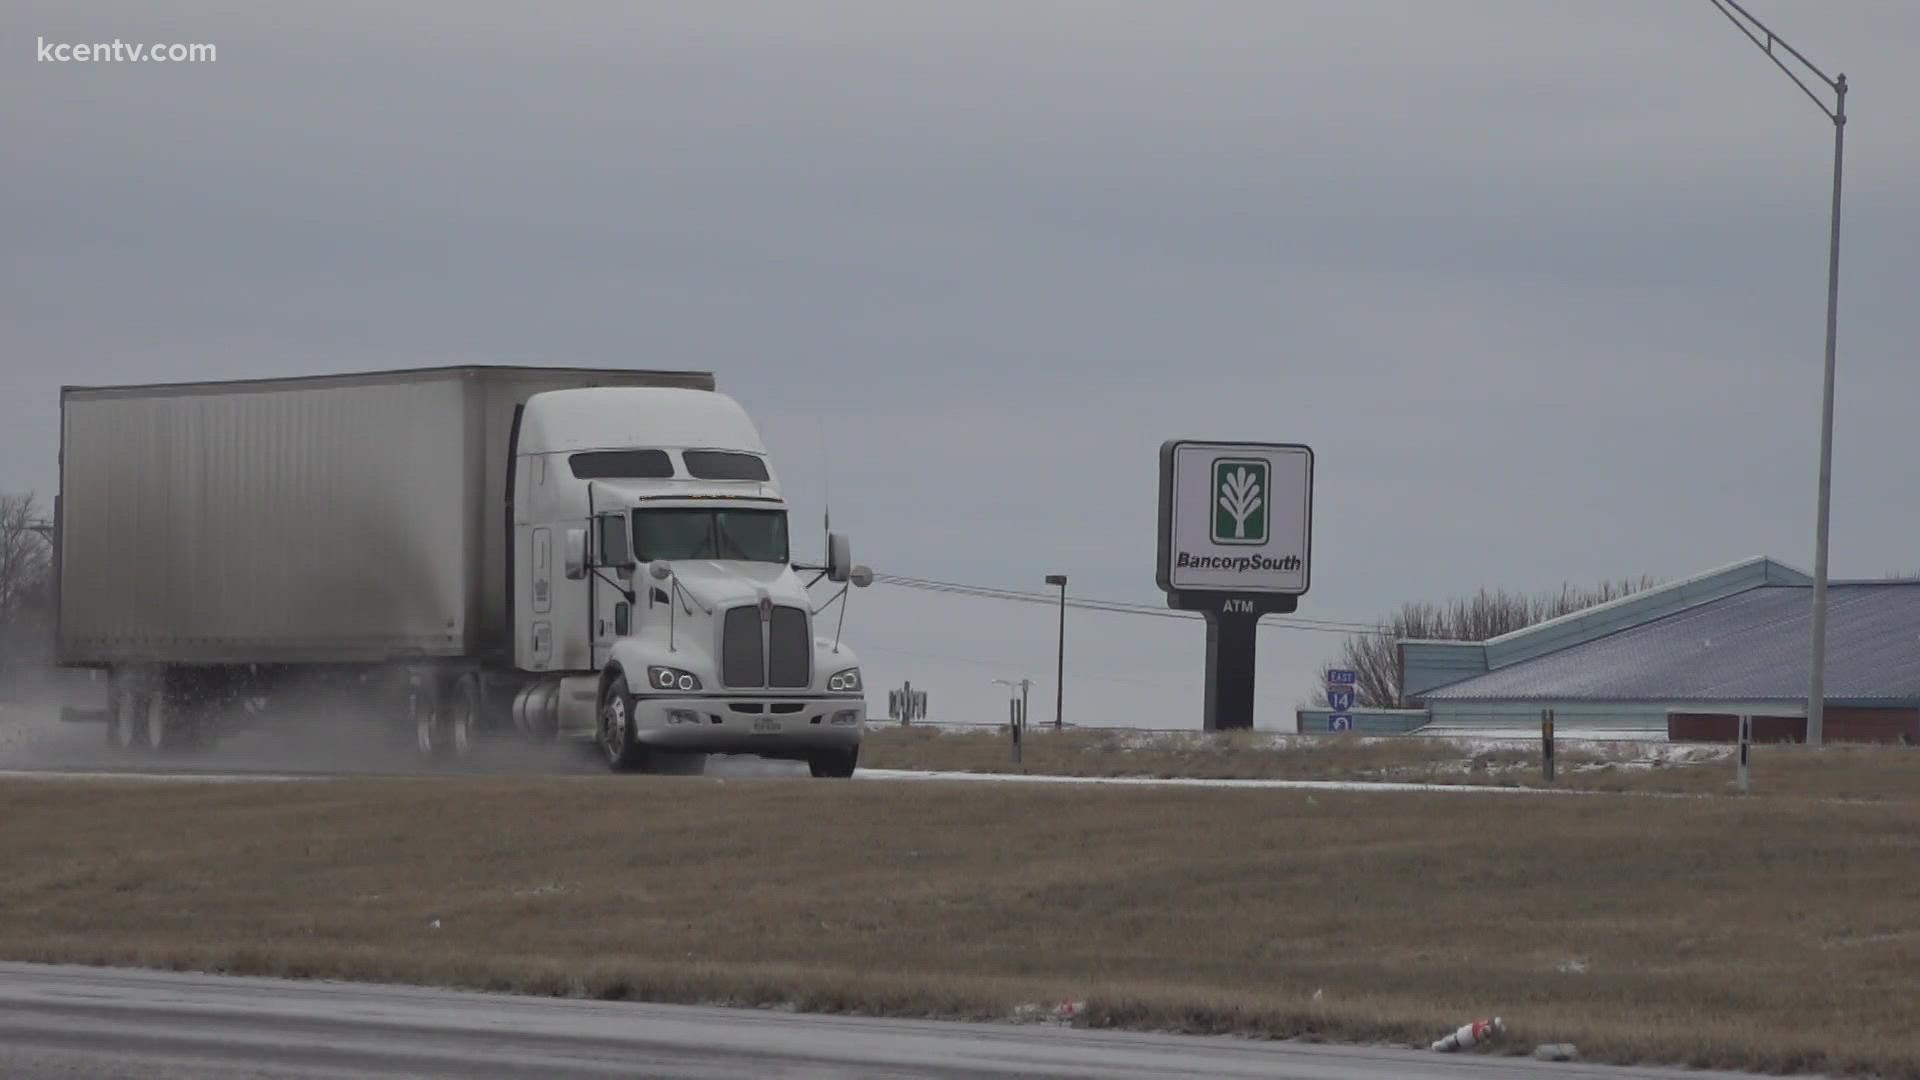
[106,688,140,751]
[142,689,208,754]
[598,674,649,773]
[414,674,477,759]
[143,693,175,753]
[412,677,446,758]
[808,747,859,779]
[447,673,479,758]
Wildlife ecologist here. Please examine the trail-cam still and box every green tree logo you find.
[1212,458,1267,544]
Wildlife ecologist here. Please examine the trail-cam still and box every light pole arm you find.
[1708,0,1843,120]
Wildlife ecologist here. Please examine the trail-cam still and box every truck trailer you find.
[55,366,871,775]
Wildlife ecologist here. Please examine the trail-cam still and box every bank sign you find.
[1157,441,1312,597]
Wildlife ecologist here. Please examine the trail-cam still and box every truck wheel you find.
[106,689,140,751]
[412,675,475,760]
[446,674,479,758]
[412,677,447,758]
[808,747,859,779]
[598,674,649,773]
[143,693,178,753]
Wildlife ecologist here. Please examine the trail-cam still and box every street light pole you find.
[1045,574,1068,730]
[1808,74,1846,749]
[1710,0,1847,746]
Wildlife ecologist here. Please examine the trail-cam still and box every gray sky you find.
[6,2,1917,728]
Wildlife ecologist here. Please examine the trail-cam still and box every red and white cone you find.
[1431,1016,1504,1052]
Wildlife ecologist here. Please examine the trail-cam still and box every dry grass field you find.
[3,775,1919,1075]
[861,725,1920,800]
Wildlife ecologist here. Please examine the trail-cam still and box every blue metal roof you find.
[1420,582,1920,704]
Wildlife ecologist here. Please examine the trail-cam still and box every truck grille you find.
[721,608,764,688]
[769,606,810,688]
[720,604,811,689]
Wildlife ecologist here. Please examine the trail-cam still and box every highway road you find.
[0,705,1617,793]
[0,963,1773,1080]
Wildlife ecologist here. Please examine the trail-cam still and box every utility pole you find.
[1708,0,1848,746]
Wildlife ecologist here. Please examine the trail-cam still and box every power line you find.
[857,642,1191,690]
[872,573,1380,635]
[877,572,1375,626]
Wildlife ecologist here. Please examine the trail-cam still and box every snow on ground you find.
[855,768,1581,794]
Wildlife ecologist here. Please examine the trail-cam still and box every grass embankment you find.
[861,725,1920,799]
[3,777,1919,1075]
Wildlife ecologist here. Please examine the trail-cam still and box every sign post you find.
[888,682,928,726]
[1157,441,1314,731]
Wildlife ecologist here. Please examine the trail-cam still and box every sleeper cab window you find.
[681,450,769,481]
[569,450,674,480]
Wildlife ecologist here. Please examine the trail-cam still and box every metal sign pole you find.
[1202,612,1260,731]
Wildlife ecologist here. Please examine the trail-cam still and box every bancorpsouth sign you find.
[1157,441,1312,598]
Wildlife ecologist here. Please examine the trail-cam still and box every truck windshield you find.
[632,509,789,564]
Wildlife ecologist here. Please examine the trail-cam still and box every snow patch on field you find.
[855,768,1577,795]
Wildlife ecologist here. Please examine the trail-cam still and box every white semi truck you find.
[54,366,871,775]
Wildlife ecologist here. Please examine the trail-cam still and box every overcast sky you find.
[5,2,1916,729]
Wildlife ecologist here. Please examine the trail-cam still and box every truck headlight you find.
[827,668,862,693]
[648,666,703,692]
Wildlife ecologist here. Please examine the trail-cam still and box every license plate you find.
[752,717,783,734]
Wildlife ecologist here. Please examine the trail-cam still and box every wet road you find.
[0,964,1774,1080]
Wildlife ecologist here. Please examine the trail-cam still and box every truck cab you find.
[510,387,867,775]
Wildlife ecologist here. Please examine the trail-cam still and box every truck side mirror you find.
[563,529,587,581]
[827,533,852,584]
[649,560,674,582]
[850,565,874,588]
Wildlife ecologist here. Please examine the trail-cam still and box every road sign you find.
[889,683,928,724]
[1157,441,1313,597]
[1327,688,1356,713]
[1154,439,1314,733]
[1326,669,1356,686]
[1328,714,1353,732]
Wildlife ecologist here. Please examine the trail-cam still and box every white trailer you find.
[56,366,871,774]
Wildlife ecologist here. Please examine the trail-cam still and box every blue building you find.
[1301,558,1920,741]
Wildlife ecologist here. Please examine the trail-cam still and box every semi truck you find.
[54,366,872,776]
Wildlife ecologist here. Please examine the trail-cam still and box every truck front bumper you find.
[627,695,865,756]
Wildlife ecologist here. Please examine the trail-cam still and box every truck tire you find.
[447,673,479,758]
[106,688,140,751]
[414,673,476,760]
[143,692,181,753]
[598,674,649,773]
[808,747,859,779]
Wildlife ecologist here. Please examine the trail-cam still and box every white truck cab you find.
[510,387,868,775]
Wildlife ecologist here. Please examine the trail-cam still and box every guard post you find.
[1542,708,1556,783]
[1738,713,1752,793]
[1010,694,1024,765]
